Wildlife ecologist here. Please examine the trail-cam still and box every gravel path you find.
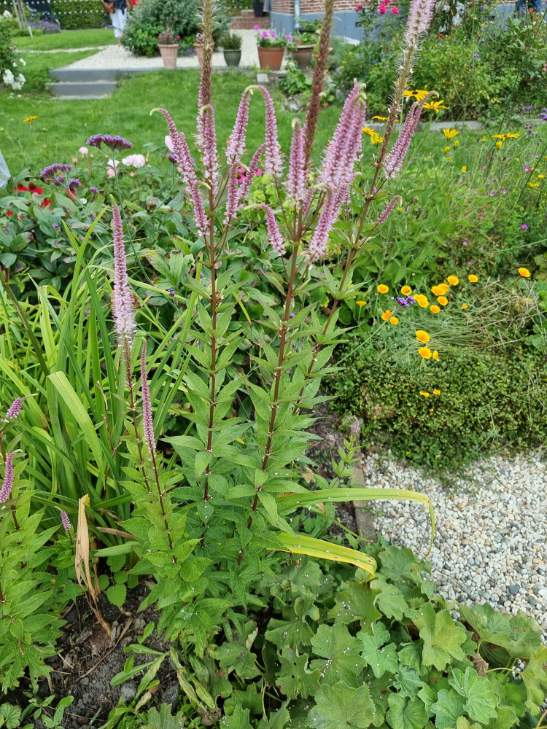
[361,450,546,629]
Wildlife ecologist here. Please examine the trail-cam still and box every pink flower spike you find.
[198,104,219,195]
[5,397,23,421]
[0,452,15,503]
[376,196,402,224]
[262,205,285,256]
[112,205,135,346]
[255,87,283,178]
[140,345,155,457]
[383,101,423,179]
[286,119,306,202]
[60,510,73,531]
[226,91,251,166]
[238,144,265,203]
[308,190,345,261]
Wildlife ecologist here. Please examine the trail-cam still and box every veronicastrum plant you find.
[90,0,439,640]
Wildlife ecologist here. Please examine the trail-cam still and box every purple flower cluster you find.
[111,205,135,346]
[396,295,415,307]
[286,119,306,202]
[256,87,283,178]
[68,178,81,192]
[0,452,14,504]
[376,196,401,225]
[383,101,423,179]
[226,91,251,166]
[60,510,73,531]
[86,134,133,150]
[263,204,285,256]
[5,397,23,421]
[404,0,436,50]
[40,163,72,181]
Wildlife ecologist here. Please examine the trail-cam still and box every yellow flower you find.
[432,350,440,361]
[518,267,531,278]
[528,181,540,189]
[430,304,441,314]
[401,285,412,296]
[504,132,520,139]
[356,299,366,308]
[424,100,447,112]
[363,127,384,145]
[432,388,441,396]
[377,284,389,294]
[493,133,506,140]
[443,145,451,154]
[461,303,470,311]
[419,390,430,398]
[414,294,429,308]
[537,174,545,180]
[431,283,449,296]
[452,139,460,147]
[468,274,479,283]
[416,329,431,344]
[437,295,448,306]
[371,115,388,121]
[389,316,399,326]
[446,275,459,286]
[495,141,504,150]
[23,115,39,124]
[461,165,468,173]
[381,309,393,321]
[418,347,432,360]
[443,128,459,140]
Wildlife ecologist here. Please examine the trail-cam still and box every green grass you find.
[0,71,343,174]
[15,28,115,51]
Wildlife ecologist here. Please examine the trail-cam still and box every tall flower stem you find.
[122,338,151,494]
[249,239,301,520]
[204,188,218,502]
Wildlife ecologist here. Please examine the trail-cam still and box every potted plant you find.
[256,28,287,71]
[221,32,242,68]
[157,29,180,69]
[289,20,320,69]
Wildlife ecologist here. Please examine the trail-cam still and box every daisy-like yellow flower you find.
[424,100,447,112]
[389,316,399,326]
[443,128,459,140]
[362,127,384,145]
[371,115,388,121]
[377,284,389,294]
[381,309,393,321]
[415,329,431,344]
[23,115,39,124]
[418,347,432,360]
[356,300,366,308]
[528,181,540,189]
[446,275,459,286]
[432,388,441,396]
[504,132,520,140]
[430,304,441,314]
[414,294,429,308]
[419,390,430,398]
[518,267,531,278]
[432,350,440,361]
[437,295,448,306]
[468,274,479,283]
[431,283,449,296]
[461,303,470,311]
[495,141,504,150]
[401,285,412,296]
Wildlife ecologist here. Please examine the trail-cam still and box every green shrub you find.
[49,0,106,30]
[122,0,198,56]
[331,343,547,471]
[0,11,25,91]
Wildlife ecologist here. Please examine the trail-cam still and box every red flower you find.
[40,198,52,208]
[17,183,45,195]
[5,210,14,217]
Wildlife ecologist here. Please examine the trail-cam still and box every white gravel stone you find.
[360,449,546,629]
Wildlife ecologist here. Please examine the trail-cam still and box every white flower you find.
[106,159,119,178]
[79,146,89,156]
[2,69,14,85]
[164,134,174,152]
[2,10,12,18]
[122,153,146,168]
[19,58,26,66]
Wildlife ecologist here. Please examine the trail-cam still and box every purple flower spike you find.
[262,205,285,256]
[40,163,72,181]
[60,510,73,531]
[86,134,133,150]
[198,105,219,196]
[404,0,437,50]
[140,346,155,457]
[255,87,283,178]
[383,102,423,179]
[226,91,251,166]
[308,191,344,262]
[68,178,81,192]
[376,196,401,225]
[5,397,23,421]
[111,205,135,346]
[237,144,265,203]
[286,119,306,202]
[0,452,15,503]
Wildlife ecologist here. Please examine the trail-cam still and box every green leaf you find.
[0,704,22,729]
[221,705,253,729]
[309,682,378,729]
[460,604,541,658]
[269,532,376,574]
[310,624,365,686]
[106,583,127,608]
[449,668,498,725]
[521,646,547,715]
[412,604,467,670]
[359,623,398,679]
[276,649,320,700]
[328,581,381,626]
[215,641,261,681]
[387,693,428,729]
[370,576,409,621]
[431,689,466,729]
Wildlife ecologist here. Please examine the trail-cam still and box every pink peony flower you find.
[122,153,146,168]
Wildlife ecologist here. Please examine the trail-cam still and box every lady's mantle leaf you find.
[431,689,466,729]
[460,604,541,658]
[412,604,466,670]
[310,624,365,685]
[449,667,498,724]
[387,693,428,729]
[522,646,547,715]
[359,622,398,678]
[309,682,377,729]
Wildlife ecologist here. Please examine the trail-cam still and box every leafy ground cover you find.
[15,28,115,51]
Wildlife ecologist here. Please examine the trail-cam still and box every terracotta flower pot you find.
[257,45,285,71]
[291,44,314,70]
[158,43,178,69]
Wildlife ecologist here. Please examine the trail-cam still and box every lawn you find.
[0,70,345,175]
[15,27,115,50]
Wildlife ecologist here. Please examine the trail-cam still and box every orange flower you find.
[414,294,429,308]
[377,284,389,294]
[432,350,440,361]
[437,296,448,306]
[389,316,399,326]
[517,267,531,278]
[468,274,479,283]
[401,285,412,296]
[446,275,459,286]
[430,304,440,314]
[381,309,393,321]
[418,347,432,359]
[416,330,431,344]
[431,283,449,296]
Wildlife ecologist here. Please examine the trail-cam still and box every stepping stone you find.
[49,80,117,99]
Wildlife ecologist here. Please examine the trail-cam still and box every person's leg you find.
[530,0,541,11]
[119,8,127,33]
[112,9,122,38]
[515,0,527,13]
